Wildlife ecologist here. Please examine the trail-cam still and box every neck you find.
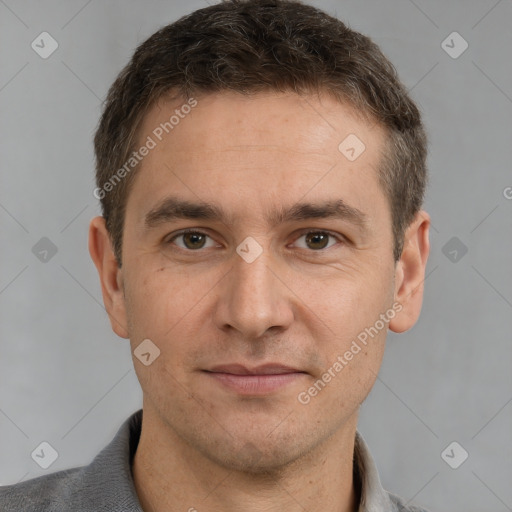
[132,405,359,512]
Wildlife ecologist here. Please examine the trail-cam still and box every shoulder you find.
[0,467,85,512]
[387,490,432,512]
[0,410,144,512]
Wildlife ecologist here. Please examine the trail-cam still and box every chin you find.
[197,425,317,476]
[209,442,302,475]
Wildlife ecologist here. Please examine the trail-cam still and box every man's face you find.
[110,91,400,470]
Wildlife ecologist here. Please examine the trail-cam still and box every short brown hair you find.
[94,0,427,265]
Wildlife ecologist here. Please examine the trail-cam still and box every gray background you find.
[1,1,511,511]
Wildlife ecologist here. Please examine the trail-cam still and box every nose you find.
[213,247,295,339]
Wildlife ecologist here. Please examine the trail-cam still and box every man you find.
[0,0,431,510]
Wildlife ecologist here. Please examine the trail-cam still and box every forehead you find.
[141,90,382,151]
[129,91,389,224]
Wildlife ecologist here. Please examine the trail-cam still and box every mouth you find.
[202,363,308,395]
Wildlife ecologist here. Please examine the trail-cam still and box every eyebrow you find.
[144,196,368,232]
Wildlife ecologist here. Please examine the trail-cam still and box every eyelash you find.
[165,228,346,251]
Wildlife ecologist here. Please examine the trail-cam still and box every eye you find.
[168,230,217,250]
[292,231,341,250]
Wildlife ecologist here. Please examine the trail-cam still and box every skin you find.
[89,91,430,512]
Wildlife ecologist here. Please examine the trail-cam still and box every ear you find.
[389,210,430,333]
[88,216,129,339]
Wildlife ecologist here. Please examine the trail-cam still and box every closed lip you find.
[204,363,306,375]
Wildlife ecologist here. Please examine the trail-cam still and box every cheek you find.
[123,268,173,343]
[125,269,203,391]
[303,268,391,336]
[125,265,220,347]
[299,264,393,384]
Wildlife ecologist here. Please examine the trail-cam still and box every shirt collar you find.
[353,430,395,511]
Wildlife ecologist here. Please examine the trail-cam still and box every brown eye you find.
[292,231,340,251]
[169,231,216,250]
[182,232,206,249]
[305,232,330,250]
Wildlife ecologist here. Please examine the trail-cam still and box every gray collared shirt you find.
[0,409,430,511]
